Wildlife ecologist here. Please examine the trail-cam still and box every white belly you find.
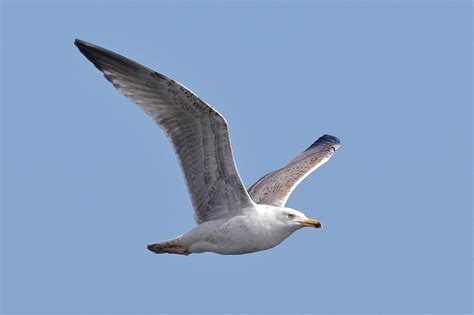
[182,214,293,255]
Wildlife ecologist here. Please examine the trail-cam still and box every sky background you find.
[1,1,472,314]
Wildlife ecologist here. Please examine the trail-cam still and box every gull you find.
[75,39,341,255]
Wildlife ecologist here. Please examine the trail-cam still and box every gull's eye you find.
[287,213,295,219]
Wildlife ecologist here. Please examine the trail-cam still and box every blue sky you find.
[1,1,472,314]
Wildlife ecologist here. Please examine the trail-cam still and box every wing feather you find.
[75,39,254,224]
[248,135,340,206]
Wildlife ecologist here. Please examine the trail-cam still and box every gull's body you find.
[159,205,304,255]
[75,39,341,255]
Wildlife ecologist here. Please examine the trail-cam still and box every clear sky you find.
[1,1,472,314]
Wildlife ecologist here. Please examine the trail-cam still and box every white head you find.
[271,207,322,233]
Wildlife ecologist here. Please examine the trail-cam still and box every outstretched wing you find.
[75,39,255,224]
[248,135,340,207]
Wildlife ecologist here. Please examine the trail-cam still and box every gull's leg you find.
[147,240,190,256]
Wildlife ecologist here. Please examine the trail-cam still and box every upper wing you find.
[75,39,255,224]
[248,135,340,207]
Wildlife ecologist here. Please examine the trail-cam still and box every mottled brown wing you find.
[248,135,340,207]
[75,39,255,224]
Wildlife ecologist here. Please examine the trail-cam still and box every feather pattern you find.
[248,135,340,207]
[75,40,254,224]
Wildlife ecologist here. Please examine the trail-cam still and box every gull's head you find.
[276,208,322,231]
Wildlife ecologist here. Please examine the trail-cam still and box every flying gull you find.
[75,39,341,255]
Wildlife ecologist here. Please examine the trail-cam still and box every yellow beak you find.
[299,218,322,228]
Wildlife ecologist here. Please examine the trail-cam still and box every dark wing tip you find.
[74,39,113,55]
[74,38,88,48]
[74,39,103,59]
[74,38,113,71]
[74,39,170,82]
[305,134,341,152]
